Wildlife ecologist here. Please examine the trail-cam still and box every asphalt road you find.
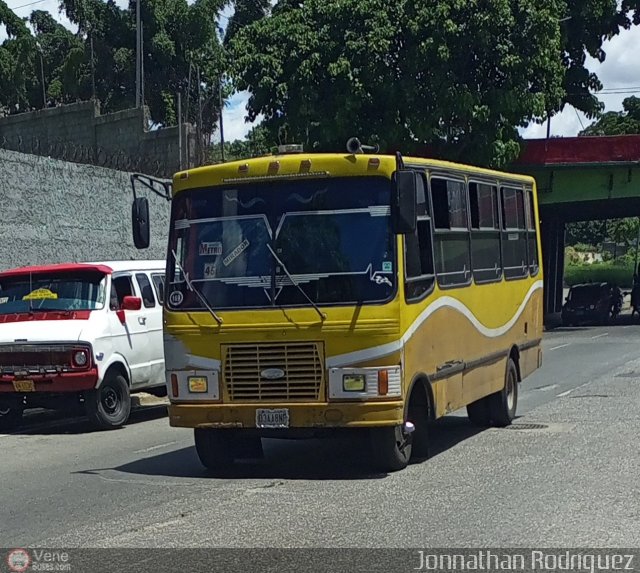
[2,321,640,549]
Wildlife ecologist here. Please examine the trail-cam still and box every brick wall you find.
[0,149,170,270]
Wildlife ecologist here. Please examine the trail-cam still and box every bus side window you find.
[525,188,539,276]
[501,186,528,280]
[404,173,435,301]
[469,181,502,283]
[431,177,472,288]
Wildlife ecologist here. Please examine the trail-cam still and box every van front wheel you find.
[86,373,131,429]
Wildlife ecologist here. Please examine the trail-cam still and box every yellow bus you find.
[131,141,543,472]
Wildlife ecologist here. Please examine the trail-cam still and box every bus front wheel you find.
[194,429,234,470]
[370,425,412,472]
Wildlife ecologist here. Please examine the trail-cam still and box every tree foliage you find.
[0,0,239,138]
[231,0,640,167]
[579,96,640,136]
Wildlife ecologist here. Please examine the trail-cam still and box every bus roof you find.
[172,152,535,195]
[0,260,165,278]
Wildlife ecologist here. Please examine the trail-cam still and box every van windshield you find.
[0,272,107,314]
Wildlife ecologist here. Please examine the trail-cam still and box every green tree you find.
[230,0,640,167]
[579,96,640,136]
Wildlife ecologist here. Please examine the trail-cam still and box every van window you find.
[136,273,156,308]
[110,276,134,310]
[151,273,165,304]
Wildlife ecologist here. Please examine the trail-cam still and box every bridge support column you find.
[541,213,565,328]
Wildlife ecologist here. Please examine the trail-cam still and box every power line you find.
[8,0,49,11]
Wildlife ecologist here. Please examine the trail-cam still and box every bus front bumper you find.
[168,401,404,430]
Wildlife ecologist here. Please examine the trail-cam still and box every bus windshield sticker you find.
[169,291,184,306]
[382,261,393,273]
[23,288,58,301]
[203,263,216,278]
[199,242,222,256]
[223,239,250,267]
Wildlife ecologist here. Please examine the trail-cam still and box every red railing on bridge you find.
[515,135,640,166]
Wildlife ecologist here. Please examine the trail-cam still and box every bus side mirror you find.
[132,197,150,249]
[391,171,417,234]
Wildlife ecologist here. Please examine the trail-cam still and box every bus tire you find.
[194,429,234,470]
[0,405,23,431]
[407,394,430,459]
[466,400,491,427]
[85,373,131,430]
[370,425,412,472]
[487,358,519,427]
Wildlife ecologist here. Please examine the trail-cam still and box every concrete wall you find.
[0,148,170,271]
[0,101,196,177]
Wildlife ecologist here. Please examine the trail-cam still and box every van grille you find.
[222,342,324,402]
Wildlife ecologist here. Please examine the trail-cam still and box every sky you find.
[2,1,640,142]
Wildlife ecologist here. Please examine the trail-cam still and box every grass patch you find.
[564,262,635,288]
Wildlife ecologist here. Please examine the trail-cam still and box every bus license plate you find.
[256,408,289,429]
[13,380,35,392]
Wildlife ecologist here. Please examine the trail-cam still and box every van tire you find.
[0,405,23,431]
[194,429,234,470]
[86,373,131,429]
[370,425,412,472]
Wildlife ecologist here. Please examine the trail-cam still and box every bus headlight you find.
[188,376,208,393]
[343,374,366,392]
[329,367,401,400]
[167,370,220,401]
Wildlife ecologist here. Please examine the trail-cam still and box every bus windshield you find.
[167,176,396,310]
[0,272,107,314]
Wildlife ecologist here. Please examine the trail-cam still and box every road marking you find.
[550,343,571,351]
[134,441,179,454]
[557,389,573,397]
[532,384,558,392]
[591,333,609,339]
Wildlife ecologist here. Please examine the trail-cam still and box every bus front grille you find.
[222,342,324,402]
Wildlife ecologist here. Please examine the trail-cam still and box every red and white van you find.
[0,260,166,430]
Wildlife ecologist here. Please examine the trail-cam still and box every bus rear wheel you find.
[466,358,518,428]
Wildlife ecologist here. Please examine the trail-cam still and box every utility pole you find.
[178,92,183,170]
[140,21,145,106]
[90,31,96,101]
[36,42,46,108]
[219,75,225,162]
[135,0,141,108]
[197,66,204,165]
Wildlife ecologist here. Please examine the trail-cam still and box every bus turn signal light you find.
[378,370,389,396]
[171,373,179,397]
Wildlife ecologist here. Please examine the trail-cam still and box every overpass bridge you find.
[512,135,640,323]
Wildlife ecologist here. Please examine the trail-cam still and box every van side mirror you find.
[391,171,417,234]
[132,197,150,249]
[122,296,142,311]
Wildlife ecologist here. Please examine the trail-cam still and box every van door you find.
[108,273,150,385]
[135,272,165,386]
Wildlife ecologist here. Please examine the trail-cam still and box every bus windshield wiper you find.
[266,244,326,321]
[171,249,223,325]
